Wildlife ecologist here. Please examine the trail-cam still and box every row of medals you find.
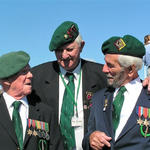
[137,117,149,126]
[27,128,50,140]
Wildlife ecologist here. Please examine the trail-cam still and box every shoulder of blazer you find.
[81,58,104,69]
[139,87,150,101]
[31,60,60,74]
[93,87,115,101]
[27,95,54,115]
[93,87,111,97]
[81,58,105,78]
[81,59,107,87]
[31,61,60,83]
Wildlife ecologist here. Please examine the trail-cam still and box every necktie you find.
[12,101,23,150]
[60,72,76,150]
[112,86,127,132]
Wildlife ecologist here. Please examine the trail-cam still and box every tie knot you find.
[66,72,74,81]
[119,86,126,94]
[12,101,22,110]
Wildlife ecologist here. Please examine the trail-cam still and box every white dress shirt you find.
[59,61,84,150]
[3,92,29,140]
[114,77,142,140]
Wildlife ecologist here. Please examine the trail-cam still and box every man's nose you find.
[61,49,69,59]
[27,71,33,78]
[102,64,109,73]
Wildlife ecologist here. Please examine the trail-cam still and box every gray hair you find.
[75,33,83,47]
[118,55,143,71]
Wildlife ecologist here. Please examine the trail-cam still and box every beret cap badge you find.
[64,25,77,40]
[114,38,126,50]
[66,24,77,39]
[64,34,68,39]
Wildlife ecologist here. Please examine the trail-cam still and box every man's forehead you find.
[105,54,119,63]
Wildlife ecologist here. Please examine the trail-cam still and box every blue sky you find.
[0,0,150,79]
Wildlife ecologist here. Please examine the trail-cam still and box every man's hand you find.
[142,76,150,94]
[89,131,112,150]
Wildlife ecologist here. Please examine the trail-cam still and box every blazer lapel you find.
[116,88,150,141]
[0,96,18,144]
[82,59,93,134]
[23,101,40,146]
[82,59,101,134]
[116,107,137,142]
[103,89,115,139]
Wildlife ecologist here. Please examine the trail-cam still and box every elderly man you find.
[82,35,150,150]
[31,21,107,150]
[0,51,63,150]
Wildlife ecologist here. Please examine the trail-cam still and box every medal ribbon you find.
[45,122,50,141]
[40,121,44,131]
[36,120,41,130]
[38,139,47,150]
[140,125,150,137]
[43,122,45,131]
[139,106,142,117]
[143,107,148,119]
[141,107,143,117]
[27,119,32,128]
[136,106,143,117]
[32,120,36,129]
[148,108,150,118]
[45,123,49,132]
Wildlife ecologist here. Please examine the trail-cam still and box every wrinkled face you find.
[55,41,83,71]
[8,64,33,98]
[102,54,129,88]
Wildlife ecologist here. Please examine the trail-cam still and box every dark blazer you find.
[82,87,150,150]
[0,94,64,150]
[31,59,107,134]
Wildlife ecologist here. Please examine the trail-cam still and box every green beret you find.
[102,35,145,58]
[0,51,30,79]
[49,21,79,51]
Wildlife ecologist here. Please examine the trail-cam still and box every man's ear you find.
[0,80,10,91]
[3,80,11,86]
[128,65,136,77]
[128,66,133,72]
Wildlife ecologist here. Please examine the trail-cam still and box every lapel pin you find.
[103,99,108,111]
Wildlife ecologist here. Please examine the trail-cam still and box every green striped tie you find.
[112,86,127,132]
[12,101,23,150]
[60,72,76,150]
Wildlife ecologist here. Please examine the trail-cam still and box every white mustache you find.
[106,74,113,78]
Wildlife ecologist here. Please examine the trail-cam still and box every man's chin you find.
[61,64,75,72]
[65,67,74,72]
[107,79,113,85]
[107,80,115,88]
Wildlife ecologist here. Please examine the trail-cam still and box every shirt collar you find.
[3,92,28,109]
[114,77,142,97]
[125,76,142,94]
